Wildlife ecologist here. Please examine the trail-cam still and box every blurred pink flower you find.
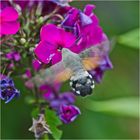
[0,6,20,36]
[25,69,32,78]
[25,80,34,89]
[32,59,42,71]
[5,51,21,61]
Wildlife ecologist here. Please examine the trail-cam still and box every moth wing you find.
[80,39,110,70]
[32,61,73,86]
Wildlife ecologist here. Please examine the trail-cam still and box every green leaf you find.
[25,96,35,105]
[84,97,139,118]
[45,109,62,140]
[118,28,139,49]
[43,134,49,140]
[31,108,39,119]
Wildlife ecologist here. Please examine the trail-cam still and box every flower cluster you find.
[40,83,80,124]
[0,0,113,139]
[34,4,104,64]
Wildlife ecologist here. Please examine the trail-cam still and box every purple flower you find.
[13,52,21,61]
[8,62,15,69]
[40,84,57,101]
[32,59,42,71]
[0,6,20,36]
[23,68,32,79]
[40,83,80,124]
[0,74,6,80]
[0,77,20,103]
[6,51,21,61]
[40,83,76,112]
[50,92,75,111]
[59,104,80,124]
[34,24,76,65]
[62,4,104,53]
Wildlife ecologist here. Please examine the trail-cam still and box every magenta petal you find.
[25,69,32,78]
[1,7,19,21]
[13,52,21,61]
[34,41,55,64]
[40,24,61,45]
[32,59,42,71]
[70,44,85,54]
[5,52,14,60]
[51,51,62,65]
[84,4,96,16]
[61,30,76,48]
[1,21,20,35]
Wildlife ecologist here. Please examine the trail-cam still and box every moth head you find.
[70,71,95,97]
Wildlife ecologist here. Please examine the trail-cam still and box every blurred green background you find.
[1,1,139,139]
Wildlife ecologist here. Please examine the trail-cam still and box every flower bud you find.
[37,16,44,24]
[20,38,26,44]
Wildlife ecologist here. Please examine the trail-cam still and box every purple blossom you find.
[0,74,6,80]
[0,6,20,36]
[40,83,80,123]
[40,84,76,112]
[13,52,21,61]
[6,51,21,61]
[24,68,32,79]
[50,92,75,111]
[0,77,20,103]
[32,59,42,71]
[8,62,15,69]
[40,84,56,101]
[34,24,76,65]
[62,4,104,53]
[59,104,81,124]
